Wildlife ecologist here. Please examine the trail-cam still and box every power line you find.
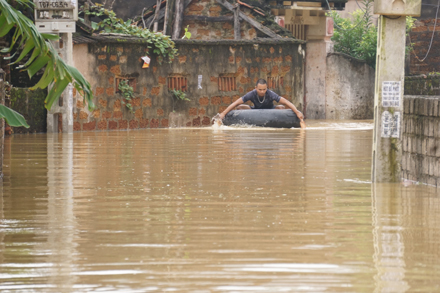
[410,0,440,62]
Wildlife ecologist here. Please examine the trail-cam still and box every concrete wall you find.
[325,53,375,119]
[402,96,440,186]
[72,38,304,131]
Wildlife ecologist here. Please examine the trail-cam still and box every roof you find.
[72,33,306,45]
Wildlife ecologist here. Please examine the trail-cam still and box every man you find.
[219,79,305,127]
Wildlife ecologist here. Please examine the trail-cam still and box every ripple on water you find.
[1,123,440,292]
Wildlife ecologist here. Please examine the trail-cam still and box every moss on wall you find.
[404,75,440,96]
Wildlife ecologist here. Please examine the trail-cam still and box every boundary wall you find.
[403,75,440,186]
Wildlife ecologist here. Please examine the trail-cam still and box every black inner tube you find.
[223,109,301,128]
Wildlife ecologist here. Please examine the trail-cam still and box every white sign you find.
[382,81,401,108]
[36,1,75,10]
[381,111,400,138]
[198,75,202,89]
[34,0,77,33]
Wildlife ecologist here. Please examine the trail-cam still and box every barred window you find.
[218,75,236,91]
[168,75,188,91]
[267,76,284,89]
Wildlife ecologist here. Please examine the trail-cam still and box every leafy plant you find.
[0,0,94,127]
[328,0,377,68]
[405,16,416,56]
[329,0,415,68]
[171,89,189,101]
[118,80,134,113]
[170,89,189,112]
[182,25,191,39]
[83,4,177,63]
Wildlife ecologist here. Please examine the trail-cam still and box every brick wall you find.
[408,0,440,75]
[182,0,257,40]
[72,37,304,131]
[408,19,440,75]
[402,96,440,186]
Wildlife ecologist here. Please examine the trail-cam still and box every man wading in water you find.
[218,79,306,128]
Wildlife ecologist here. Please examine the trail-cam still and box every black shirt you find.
[241,89,281,109]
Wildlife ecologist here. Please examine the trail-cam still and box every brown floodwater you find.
[1,120,440,292]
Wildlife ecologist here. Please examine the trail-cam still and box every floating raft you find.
[223,109,301,128]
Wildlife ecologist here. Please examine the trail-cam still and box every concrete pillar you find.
[47,33,74,133]
[305,16,333,119]
[371,16,406,182]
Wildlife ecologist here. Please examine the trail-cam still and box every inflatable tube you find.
[223,109,301,128]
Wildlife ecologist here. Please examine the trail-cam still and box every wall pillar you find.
[47,33,74,133]
[372,16,406,182]
[305,16,333,119]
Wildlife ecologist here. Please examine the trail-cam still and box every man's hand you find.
[295,111,304,120]
[219,113,225,120]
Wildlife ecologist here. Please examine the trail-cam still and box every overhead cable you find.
[410,0,440,62]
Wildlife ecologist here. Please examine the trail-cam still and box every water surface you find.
[1,120,440,292]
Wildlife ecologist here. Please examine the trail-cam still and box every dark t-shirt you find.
[241,89,281,109]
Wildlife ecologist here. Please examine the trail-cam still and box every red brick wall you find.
[72,39,304,131]
[182,0,257,40]
[408,19,440,75]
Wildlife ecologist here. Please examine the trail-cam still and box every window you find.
[285,24,305,41]
[218,75,236,91]
[115,77,136,93]
[267,76,284,89]
[168,75,188,91]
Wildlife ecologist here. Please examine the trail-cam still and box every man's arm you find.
[279,97,304,120]
[219,98,244,120]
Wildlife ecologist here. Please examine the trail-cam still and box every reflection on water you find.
[1,120,440,292]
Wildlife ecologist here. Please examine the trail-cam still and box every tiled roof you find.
[72,33,305,45]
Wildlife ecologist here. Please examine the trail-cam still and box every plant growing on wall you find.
[170,89,189,112]
[118,80,134,113]
[83,4,177,63]
[182,25,191,39]
[171,89,189,101]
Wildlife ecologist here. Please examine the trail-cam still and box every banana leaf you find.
[0,105,29,128]
[0,0,95,128]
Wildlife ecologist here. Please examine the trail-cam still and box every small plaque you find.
[382,81,401,108]
[381,111,400,138]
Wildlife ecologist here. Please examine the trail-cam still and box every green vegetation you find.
[170,89,189,112]
[171,89,189,102]
[118,80,134,113]
[182,25,191,39]
[84,4,177,63]
[328,0,415,69]
[328,0,377,68]
[0,0,94,127]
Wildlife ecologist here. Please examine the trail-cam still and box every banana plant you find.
[0,0,94,128]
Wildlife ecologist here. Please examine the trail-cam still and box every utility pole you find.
[34,0,78,133]
[371,0,421,182]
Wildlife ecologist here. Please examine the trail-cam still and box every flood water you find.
[1,120,440,292]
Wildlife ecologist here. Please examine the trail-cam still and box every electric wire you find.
[409,0,440,62]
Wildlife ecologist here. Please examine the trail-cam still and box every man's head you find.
[255,79,268,97]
